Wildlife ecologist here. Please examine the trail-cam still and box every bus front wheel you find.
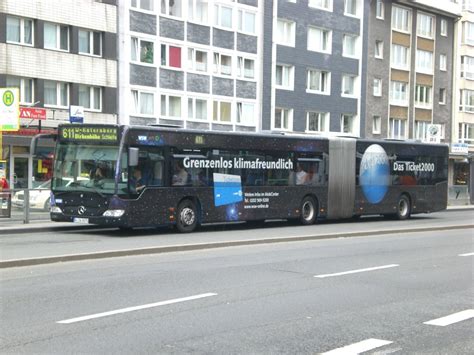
[176,199,198,233]
[300,196,317,225]
[396,195,411,220]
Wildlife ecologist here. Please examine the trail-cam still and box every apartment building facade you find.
[118,0,261,132]
[0,0,118,190]
[365,0,458,142]
[261,0,368,135]
[452,0,474,203]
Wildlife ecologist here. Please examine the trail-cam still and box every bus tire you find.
[396,195,411,220]
[300,196,317,225]
[176,199,198,233]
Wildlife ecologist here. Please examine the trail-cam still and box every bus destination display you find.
[60,126,119,142]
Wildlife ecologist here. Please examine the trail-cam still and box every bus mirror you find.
[30,134,56,157]
[129,148,139,167]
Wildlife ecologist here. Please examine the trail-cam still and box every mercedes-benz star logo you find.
[78,206,86,215]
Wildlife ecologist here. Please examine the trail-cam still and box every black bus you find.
[35,124,448,232]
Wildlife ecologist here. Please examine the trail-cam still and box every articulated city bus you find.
[33,124,448,232]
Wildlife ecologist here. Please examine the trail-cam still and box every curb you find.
[1,224,473,269]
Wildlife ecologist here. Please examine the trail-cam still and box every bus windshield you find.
[52,142,128,195]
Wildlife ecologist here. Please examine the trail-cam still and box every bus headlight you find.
[103,209,125,217]
[51,206,62,213]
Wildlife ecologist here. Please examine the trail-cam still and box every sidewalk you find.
[1,205,473,235]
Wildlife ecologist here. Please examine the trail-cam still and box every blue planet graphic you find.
[360,144,390,204]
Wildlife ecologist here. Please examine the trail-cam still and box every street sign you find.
[0,88,20,131]
[69,105,84,124]
[20,107,47,120]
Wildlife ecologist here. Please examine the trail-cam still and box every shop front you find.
[1,128,56,214]
[448,143,473,205]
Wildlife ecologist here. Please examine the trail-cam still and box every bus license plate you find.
[73,218,89,224]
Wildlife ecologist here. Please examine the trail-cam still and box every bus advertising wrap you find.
[183,157,293,170]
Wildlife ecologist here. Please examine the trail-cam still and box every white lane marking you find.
[321,338,393,355]
[314,264,399,278]
[459,252,474,257]
[423,309,474,327]
[57,292,218,324]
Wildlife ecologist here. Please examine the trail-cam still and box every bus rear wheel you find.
[176,199,198,233]
[396,195,411,220]
[300,196,317,225]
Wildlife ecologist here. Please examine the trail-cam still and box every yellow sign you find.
[0,88,20,131]
[59,126,119,142]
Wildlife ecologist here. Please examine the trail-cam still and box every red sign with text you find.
[20,107,47,120]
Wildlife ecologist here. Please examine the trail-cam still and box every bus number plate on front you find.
[73,218,89,224]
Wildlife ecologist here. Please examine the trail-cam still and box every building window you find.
[439,88,446,105]
[375,40,383,59]
[79,29,101,56]
[188,48,208,72]
[440,19,448,36]
[6,16,33,45]
[307,69,330,94]
[44,81,69,107]
[214,4,233,29]
[309,0,332,11]
[389,118,407,139]
[461,55,474,79]
[416,49,433,74]
[161,94,182,118]
[187,0,208,23]
[237,57,255,79]
[276,19,296,47]
[343,34,358,57]
[44,22,69,51]
[415,121,430,141]
[213,52,232,75]
[238,9,256,34]
[344,0,358,16]
[79,85,101,111]
[308,26,332,53]
[307,112,328,132]
[275,64,294,89]
[417,13,434,38]
[131,90,154,115]
[161,0,182,17]
[415,85,432,108]
[391,44,409,70]
[274,108,292,130]
[188,97,208,121]
[131,37,154,64]
[161,44,181,68]
[460,89,474,112]
[237,102,255,125]
[372,115,381,134]
[439,54,447,71]
[459,122,474,145]
[373,78,382,96]
[6,76,33,104]
[463,21,474,45]
[392,6,411,33]
[341,114,354,133]
[462,0,474,12]
[213,100,232,122]
[131,0,154,11]
[376,0,384,19]
[341,74,357,96]
[390,81,409,106]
